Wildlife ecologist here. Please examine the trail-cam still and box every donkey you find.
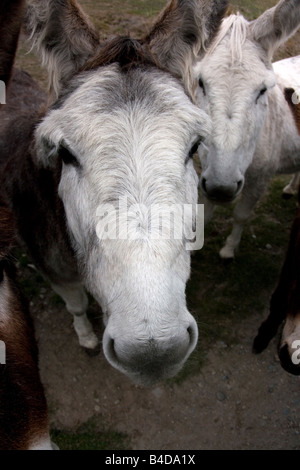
[0,0,54,449]
[191,0,300,259]
[253,186,300,376]
[0,0,228,386]
[0,204,54,450]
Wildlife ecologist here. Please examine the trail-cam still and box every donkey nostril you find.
[106,337,119,363]
[237,179,244,192]
[201,177,207,193]
[187,321,198,352]
[187,326,194,343]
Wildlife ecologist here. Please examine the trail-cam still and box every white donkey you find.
[192,0,300,259]
[0,0,228,386]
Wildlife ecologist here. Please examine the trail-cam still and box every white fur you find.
[283,173,300,197]
[35,66,210,384]
[51,283,98,349]
[29,436,55,450]
[193,9,300,258]
[25,0,229,385]
[281,314,300,359]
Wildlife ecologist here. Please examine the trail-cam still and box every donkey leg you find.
[219,222,244,260]
[198,193,215,225]
[219,184,264,259]
[219,172,271,259]
[253,284,287,353]
[219,197,254,259]
[282,173,300,199]
[51,283,99,351]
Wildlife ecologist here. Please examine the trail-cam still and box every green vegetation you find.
[230,0,276,17]
[51,418,130,450]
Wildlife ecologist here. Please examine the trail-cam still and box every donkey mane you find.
[83,37,158,72]
[207,14,248,64]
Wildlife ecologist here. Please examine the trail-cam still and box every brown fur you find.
[0,205,14,258]
[284,87,300,134]
[0,69,79,287]
[0,0,25,86]
[253,185,300,374]
[145,0,179,45]
[0,203,50,450]
[24,0,100,98]
[0,1,51,449]
[83,37,157,72]
[144,0,228,79]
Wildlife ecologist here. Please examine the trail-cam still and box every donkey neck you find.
[0,109,79,285]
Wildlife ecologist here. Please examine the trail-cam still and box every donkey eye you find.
[186,139,201,164]
[198,79,206,95]
[190,141,200,156]
[256,87,267,102]
[58,146,80,167]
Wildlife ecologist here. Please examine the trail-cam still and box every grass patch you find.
[229,0,276,18]
[82,0,165,17]
[14,255,48,300]
[18,275,44,299]
[51,418,130,451]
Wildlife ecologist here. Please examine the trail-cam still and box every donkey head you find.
[193,0,300,203]
[26,0,227,385]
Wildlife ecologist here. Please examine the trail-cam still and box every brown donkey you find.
[0,0,54,450]
[0,204,53,449]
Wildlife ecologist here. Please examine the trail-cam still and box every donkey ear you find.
[250,0,300,59]
[24,0,100,100]
[33,110,64,168]
[34,134,60,168]
[144,0,228,82]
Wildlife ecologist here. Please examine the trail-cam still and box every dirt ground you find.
[28,281,299,451]
[11,0,300,451]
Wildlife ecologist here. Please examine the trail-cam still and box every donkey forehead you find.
[197,45,273,85]
[194,17,275,88]
[43,65,208,144]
